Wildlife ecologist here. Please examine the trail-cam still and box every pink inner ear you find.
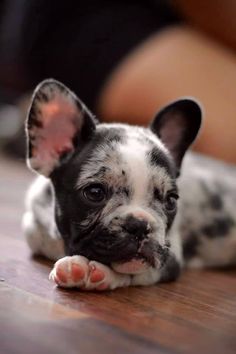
[31,95,81,174]
[160,114,185,154]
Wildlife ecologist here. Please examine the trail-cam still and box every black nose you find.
[123,216,149,238]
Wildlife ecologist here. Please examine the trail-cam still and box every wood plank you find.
[0,283,167,354]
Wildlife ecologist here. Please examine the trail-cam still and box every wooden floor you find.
[0,155,236,354]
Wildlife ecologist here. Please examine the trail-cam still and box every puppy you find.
[23,79,236,290]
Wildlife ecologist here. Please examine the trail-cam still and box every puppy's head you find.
[26,79,202,274]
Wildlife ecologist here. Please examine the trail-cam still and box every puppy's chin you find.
[111,241,163,274]
[111,259,149,274]
[111,258,159,275]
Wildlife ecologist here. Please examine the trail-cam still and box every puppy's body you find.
[23,80,236,290]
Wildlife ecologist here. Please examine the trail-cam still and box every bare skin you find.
[98,26,236,164]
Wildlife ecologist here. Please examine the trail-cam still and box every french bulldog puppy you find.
[23,79,236,290]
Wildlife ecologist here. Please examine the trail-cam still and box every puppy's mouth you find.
[111,241,166,275]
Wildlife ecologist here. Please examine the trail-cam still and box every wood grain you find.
[0,155,235,354]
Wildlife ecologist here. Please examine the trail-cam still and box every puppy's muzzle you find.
[111,213,160,274]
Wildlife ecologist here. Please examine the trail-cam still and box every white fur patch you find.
[118,136,150,204]
[22,176,64,260]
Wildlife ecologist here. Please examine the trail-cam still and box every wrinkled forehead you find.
[77,124,176,192]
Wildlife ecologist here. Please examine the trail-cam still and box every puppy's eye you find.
[165,193,179,212]
[83,184,106,203]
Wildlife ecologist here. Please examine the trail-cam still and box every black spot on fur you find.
[45,184,53,198]
[183,232,200,259]
[148,147,176,177]
[209,194,223,210]
[35,183,53,208]
[91,166,108,179]
[124,187,129,197]
[96,126,125,145]
[200,181,224,211]
[115,187,130,198]
[136,242,169,268]
[160,253,181,282]
[202,217,234,238]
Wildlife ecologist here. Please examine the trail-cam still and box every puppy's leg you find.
[50,256,131,290]
[22,176,65,261]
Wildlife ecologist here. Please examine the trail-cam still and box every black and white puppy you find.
[23,79,236,290]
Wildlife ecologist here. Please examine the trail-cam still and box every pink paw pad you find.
[71,263,85,282]
[89,265,105,283]
[55,266,68,284]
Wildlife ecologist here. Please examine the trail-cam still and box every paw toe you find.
[50,256,88,287]
[89,265,105,283]
[56,266,68,284]
[71,263,85,282]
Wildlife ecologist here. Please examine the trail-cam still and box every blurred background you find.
[0,0,236,164]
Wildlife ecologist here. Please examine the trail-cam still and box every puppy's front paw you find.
[49,256,131,291]
[49,255,88,287]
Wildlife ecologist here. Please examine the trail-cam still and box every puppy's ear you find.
[26,79,97,176]
[150,98,202,168]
